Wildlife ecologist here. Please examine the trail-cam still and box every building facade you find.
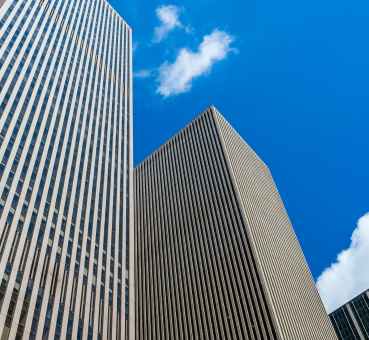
[0,0,133,339]
[330,289,369,339]
[134,107,337,340]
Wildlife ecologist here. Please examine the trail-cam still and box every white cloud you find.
[316,213,369,313]
[157,29,235,97]
[153,5,183,43]
[134,69,153,79]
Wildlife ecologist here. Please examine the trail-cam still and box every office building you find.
[0,0,133,339]
[134,107,337,339]
[330,289,369,339]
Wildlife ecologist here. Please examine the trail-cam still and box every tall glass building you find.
[0,0,133,339]
[134,107,337,340]
[329,289,369,340]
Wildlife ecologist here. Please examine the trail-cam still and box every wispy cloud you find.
[153,5,186,43]
[157,29,235,97]
[133,42,139,53]
[316,212,369,313]
[134,69,153,79]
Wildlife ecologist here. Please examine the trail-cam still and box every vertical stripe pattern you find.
[134,107,337,340]
[330,289,369,340]
[0,0,132,339]
[213,107,337,340]
[135,109,278,340]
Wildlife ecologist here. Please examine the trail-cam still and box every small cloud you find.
[316,213,369,313]
[157,29,235,97]
[134,69,153,79]
[153,5,185,43]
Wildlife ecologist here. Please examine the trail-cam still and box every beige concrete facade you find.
[134,107,337,339]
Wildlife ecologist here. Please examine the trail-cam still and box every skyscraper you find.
[329,289,369,339]
[0,0,133,339]
[134,107,337,339]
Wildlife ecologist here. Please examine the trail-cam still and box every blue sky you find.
[109,0,369,311]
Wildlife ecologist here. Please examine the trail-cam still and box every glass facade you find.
[0,0,132,339]
[330,290,369,340]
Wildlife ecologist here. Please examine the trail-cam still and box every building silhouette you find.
[330,289,369,339]
[0,0,133,339]
[134,107,337,340]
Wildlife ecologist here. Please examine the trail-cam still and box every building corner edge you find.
[128,27,135,340]
[209,106,284,340]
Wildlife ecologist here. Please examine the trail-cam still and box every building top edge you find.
[134,105,267,171]
[135,106,216,170]
[104,0,132,30]
[329,288,369,315]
